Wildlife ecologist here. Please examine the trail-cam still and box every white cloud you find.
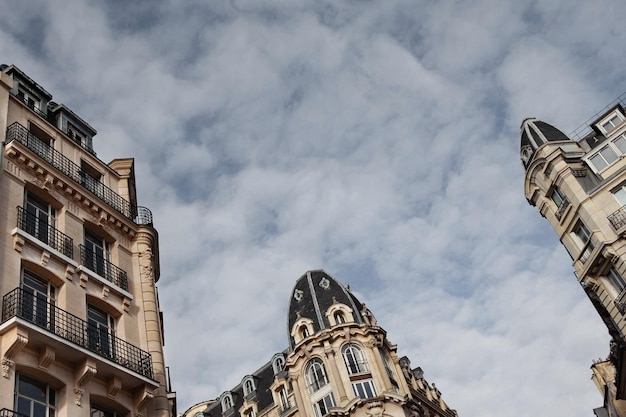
[3,1,626,416]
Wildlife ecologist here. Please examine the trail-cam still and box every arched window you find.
[272,353,286,374]
[334,312,346,324]
[243,376,256,396]
[342,344,368,375]
[301,325,310,339]
[306,359,329,393]
[221,393,233,411]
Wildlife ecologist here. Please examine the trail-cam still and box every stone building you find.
[183,270,457,417]
[520,95,626,417]
[0,65,175,417]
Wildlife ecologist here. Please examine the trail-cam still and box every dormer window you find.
[272,354,286,374]
[17,86,41,111]
[601,113,624,135]
[242,376,256,397]
[586,133,626,173]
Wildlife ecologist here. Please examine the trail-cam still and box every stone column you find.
[136,230,170,417]
[324,346,348,402]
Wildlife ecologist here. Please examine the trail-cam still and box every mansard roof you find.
[287,270,365,348]
[520,117,571,168]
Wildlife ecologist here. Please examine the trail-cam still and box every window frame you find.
[351,379,377,399]
[306,358,329,394]
[342,344,369,375]
[14,373,56,417]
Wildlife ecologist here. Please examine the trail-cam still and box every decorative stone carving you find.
[74,388,84,406]
[366,401,385,417]
[139,247,155,283]
[2,358,14,378]
[66,264,75,281]
[79,271,88,288]
[108,376,121,398]
[123,297,131,312]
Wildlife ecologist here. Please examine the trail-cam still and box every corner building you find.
[520,96,626,417]
[183,270,457,417]
[0,65,175,417]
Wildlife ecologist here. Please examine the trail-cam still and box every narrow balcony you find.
[0,409,26,417]
[16,206,73,258]
[6,122,135,220]
[79,245,129,291]
[1,287,153,379]
[609,205,626,231]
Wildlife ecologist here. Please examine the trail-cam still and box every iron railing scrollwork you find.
[16,206,74,258]
[79,245,129,291]
[609,205,626,231]
[6,122,136,220]
[1,287,153,379]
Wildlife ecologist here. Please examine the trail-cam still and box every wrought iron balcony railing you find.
[0,409,28,417]
[1,287,153,379]
[79,245,128,291]
[555,197,570,220]
[609,205,626,231]
[16,206,73,258]
[6,122,136,220]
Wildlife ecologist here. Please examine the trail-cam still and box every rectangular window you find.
[572,222,594,262]
[20,270,55,328]
[17,87,41,111]
[87,304,115,358]
[313,393,335,417]
[608,267,626,293]
[352,380,376,399]
[84,230,108,277]
[602,114,623,134]
[14,374,56,417]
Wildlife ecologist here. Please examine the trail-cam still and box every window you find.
[602,114,623,134]
[272,354,285,374]
[334,312,346,324]
[301,326,309,339]
[91,404,123,417]
[87,304,115,358]
[221,392,234,412]
[608,267,626,294]
[312,393,335,417]
[306,359,329,394]
[550,187,567,209]
[382,354,399,389]
[17,86,41,111]
[14,374,56,417]
[23,192,55,245]
[572,222,594,262]
[279,387,290,411]
[342,344,368,375]
[351,380,376,399]
[80,161,102,194]
[588,133,626,172]
[614,184,626,207]
[243,377,256,396]
[84,230,108,277]
[20,270,55,329]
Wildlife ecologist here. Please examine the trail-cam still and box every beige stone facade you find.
[183,270,457,417]
[520,99,626,417]
[0,65,175,417]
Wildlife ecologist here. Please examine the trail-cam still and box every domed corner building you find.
[183,270,458,417]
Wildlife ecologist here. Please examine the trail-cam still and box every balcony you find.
[609,205,626,231]
[1,287,153,379]
[279,401,296,417]
[0,410,27,417]
[80,245,128,291]
[16,206,73,258]
[6,122,136,220]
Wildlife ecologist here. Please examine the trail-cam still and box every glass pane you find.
[17,376,46,399]
[600,146,618,165]
[590,154,608,172]
[615,135,626,154]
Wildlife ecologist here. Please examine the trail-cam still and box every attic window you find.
[600,113,624,135]
[17,86,41,111]
[586,133,626,173]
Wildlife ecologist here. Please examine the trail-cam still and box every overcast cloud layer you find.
[2,1,625,416]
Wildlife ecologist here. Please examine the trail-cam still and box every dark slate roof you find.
[520,118,571,168]
[287,270,364,348]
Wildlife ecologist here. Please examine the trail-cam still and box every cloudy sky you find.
[3,1,626,416]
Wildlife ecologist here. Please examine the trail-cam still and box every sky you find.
[1,1,625,416]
